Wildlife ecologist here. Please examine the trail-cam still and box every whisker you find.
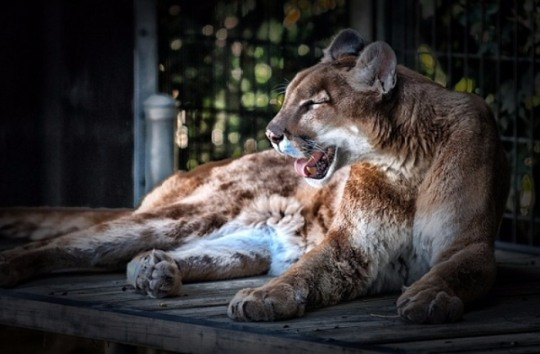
[272,79,290,95]
[300,138,329,157]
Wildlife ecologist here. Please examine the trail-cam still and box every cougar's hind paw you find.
[127,250,182,298]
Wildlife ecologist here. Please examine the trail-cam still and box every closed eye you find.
[300,97,329,110]
[300,99,316,109]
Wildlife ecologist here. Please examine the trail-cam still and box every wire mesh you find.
[157,0,349,170]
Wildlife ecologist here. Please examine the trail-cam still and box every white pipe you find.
[144,94,177,191]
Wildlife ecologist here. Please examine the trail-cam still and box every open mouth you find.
[294,146,336,179]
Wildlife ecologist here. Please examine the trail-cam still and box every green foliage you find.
[158,0,348,168]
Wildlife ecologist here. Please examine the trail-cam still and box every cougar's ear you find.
[351,41,397,94]
[321,29,365,63]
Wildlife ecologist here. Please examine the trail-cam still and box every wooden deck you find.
[0,249,539,353]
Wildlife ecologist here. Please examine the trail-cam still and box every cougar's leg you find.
[397,140,510,324]
[0,151,300,288]
[228,164,415,322]
[0,207,131,241]
[126,228,275,298]
[397,240,496,324]
[0,203,232,287]
[128,195,307,299]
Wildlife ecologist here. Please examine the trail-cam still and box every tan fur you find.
[0,207,131,241]
[0,29,509,324]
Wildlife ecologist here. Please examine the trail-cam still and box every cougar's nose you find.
[266,130,284,145]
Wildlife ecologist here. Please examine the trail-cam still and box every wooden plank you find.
[292,294,540,346]
[383,332,540,353]
[15,272,126,294]
[150,288,540,349]
[118,277,269,310]
[0,249,538,353]
[0,291,376,354]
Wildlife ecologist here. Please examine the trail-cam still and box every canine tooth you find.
[306,166,317,175]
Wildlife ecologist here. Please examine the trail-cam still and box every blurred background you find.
[1,0,538,253]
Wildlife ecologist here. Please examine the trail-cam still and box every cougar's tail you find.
[0,207,132,241]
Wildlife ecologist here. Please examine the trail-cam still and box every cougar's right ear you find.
[350,41,397,95]
[321,29,365,63]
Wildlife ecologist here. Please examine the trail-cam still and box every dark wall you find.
[0,1,134,208]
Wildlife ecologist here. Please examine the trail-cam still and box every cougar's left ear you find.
[321,29,365,63]
[351,41,397,95]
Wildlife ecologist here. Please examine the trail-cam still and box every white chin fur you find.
[304,171,333,188]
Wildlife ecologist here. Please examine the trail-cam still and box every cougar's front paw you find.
[227,282,307,321]
[127,250,182,298]
[397,283,464,324]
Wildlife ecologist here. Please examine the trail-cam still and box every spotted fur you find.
[0,29,509,324]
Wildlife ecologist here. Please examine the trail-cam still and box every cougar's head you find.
[266,29,397,187]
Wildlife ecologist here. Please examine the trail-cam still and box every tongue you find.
[294,151,324,177]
